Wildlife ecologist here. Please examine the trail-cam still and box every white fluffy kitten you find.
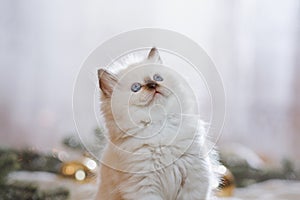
[96,48,219,200]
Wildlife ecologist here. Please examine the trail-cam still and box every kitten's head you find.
[98,48,175,105]
[98,48,195,138]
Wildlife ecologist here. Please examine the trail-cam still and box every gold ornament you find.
[216,165,235,197]
[60,157,97,182]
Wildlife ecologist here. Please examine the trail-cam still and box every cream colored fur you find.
[96,48,219,200]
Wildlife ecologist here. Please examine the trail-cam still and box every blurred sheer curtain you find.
[0,0,299,161]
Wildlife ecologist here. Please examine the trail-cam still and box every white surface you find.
[226,180,300,200]
[8,171,97,200]
[8,171,300,200]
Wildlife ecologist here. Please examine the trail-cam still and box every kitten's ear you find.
[98,69,118,97]
[147,47,162,64]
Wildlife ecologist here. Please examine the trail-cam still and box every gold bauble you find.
[216,165,235,197]
[60,159,97,182]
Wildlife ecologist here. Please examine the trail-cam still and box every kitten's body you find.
[96,48,219,200]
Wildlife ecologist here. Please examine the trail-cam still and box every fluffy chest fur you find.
[98,114,214,200]
[100,138,211,200]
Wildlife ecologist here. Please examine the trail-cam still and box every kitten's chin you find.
[146,90,167,105]
[143,91,157,106]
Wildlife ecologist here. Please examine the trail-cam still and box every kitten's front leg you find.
[126,194,163,200]
[177,158,213,200]
[122,191,163,200]
[121,174,164,200]
[177,177,211,200]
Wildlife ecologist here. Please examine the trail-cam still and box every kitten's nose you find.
[146,81,158,89]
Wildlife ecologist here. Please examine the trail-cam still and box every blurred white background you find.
[0,0,299,163]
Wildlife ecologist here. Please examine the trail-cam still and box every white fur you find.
[96,49,219,200]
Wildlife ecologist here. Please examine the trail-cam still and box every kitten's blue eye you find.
[131,82,142,92]
[153,74,163,81]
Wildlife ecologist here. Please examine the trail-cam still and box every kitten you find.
[96,48,219,200]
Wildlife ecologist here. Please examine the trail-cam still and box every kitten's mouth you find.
[148,90,164,104]
[141,87,171,106]
[155,91,162,95]
[153,89,165,98]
